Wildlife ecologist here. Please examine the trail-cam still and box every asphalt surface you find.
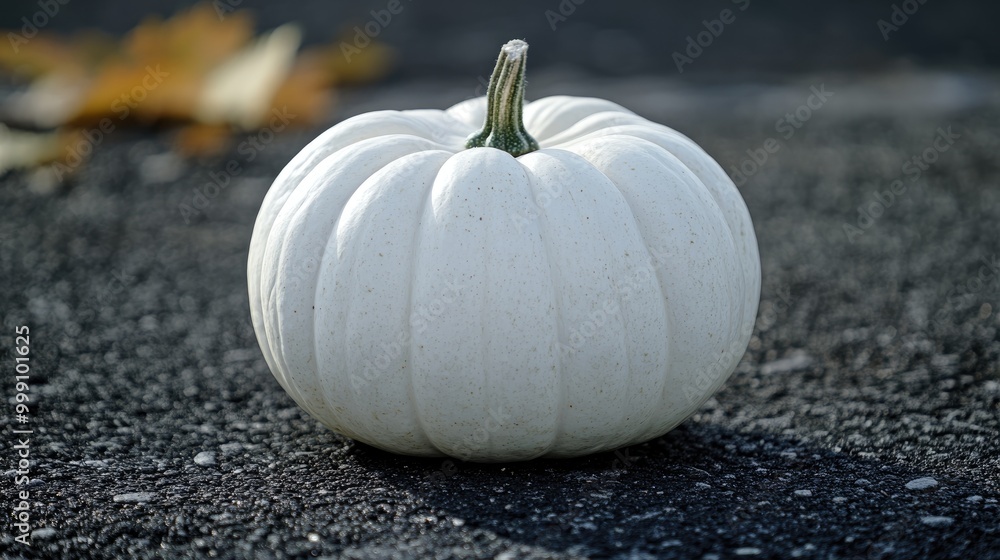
[1,73,999,559]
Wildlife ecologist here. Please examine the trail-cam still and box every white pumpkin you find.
[248,40,760,461]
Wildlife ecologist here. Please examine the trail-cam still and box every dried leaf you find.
[70,4,256,126]
[196,24,302,130]
[0,1,394,167]
[269,57,336,127]
[0,124,80,173]
[122,4,253,73]
[172,124,233,157]
[0,31,116,79]
[4,71,89,128]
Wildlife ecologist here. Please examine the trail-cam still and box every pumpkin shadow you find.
[341,423,997,558]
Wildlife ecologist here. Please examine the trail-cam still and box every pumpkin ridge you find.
[557,156,637,450]
[621,134,749,373]
[588,125,761,350]
[563,148,672,450]
[588,167,675,445]
[517,158,568,458]
[543,111,649,148]
[518,149,657,456]
[522,96,635,144]
[564,135,740,441]
[643,155,746,431]
[327,151,451,453]
[284,137,438,442]
[401,152,456,457]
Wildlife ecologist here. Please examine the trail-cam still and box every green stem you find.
[465,39,539,157]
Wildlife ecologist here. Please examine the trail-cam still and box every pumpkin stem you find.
[465,39,539,157]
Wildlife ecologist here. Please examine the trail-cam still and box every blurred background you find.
[1,0,996,172]
[1,0,996,176]
[1,0,997,77]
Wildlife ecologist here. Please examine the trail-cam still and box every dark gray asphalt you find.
[1,74,999,559]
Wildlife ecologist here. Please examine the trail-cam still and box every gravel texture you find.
[1,73,999,559]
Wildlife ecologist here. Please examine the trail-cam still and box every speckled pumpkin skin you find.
[247,95,761,461]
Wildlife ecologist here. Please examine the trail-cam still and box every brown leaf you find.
[69,4,256,126]
[269,57,336,128]
[195,24,303,130]
[1,1,395,165]
[172,124,233,157]
[0,31,116,79]
[0,124,83,173]
[122,4,253,73]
